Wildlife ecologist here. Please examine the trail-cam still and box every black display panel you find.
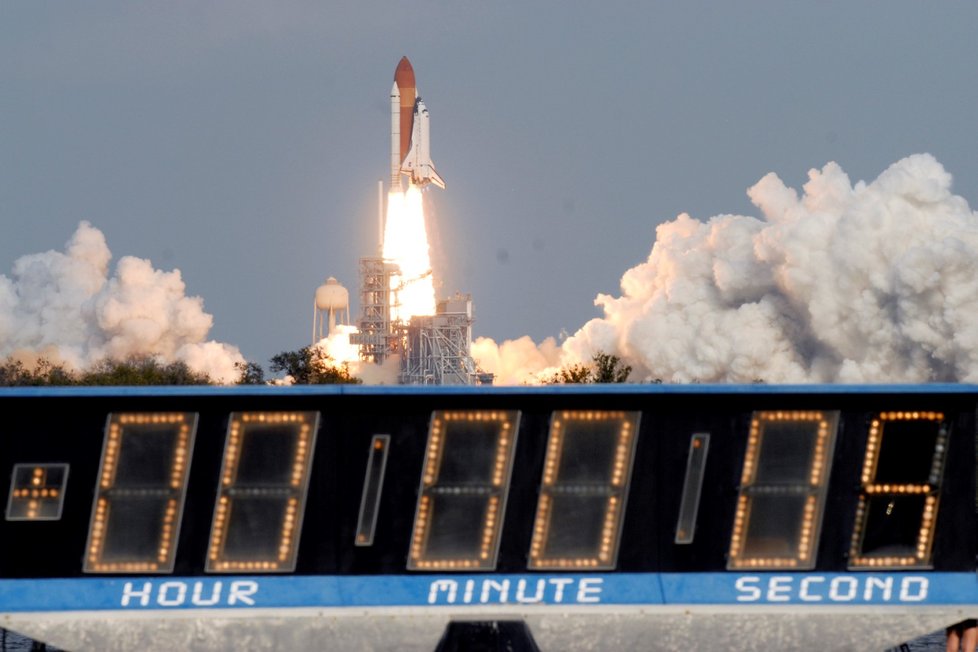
[84,413,197,573]
[207,411,319,573]
[528,411,640,570]
[727,411,838,570]
[408,410,520,571]
[848,411,948,569]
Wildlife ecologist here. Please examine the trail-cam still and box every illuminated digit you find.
[727,411,838,570]
[848,411,948,569]
[84,413,197,573]
[6,463,69,521]
[408,410,520,571]
[528,411,640,570]
[207,411,319,573]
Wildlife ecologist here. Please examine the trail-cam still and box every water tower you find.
[312,277,350,344]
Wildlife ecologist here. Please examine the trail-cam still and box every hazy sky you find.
[2,2,977,366]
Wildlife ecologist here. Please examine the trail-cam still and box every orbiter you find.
[391,57,445,191]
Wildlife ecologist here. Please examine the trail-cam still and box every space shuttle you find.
[390,57,445,191]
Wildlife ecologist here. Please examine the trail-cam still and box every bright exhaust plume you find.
[383,186,436,320]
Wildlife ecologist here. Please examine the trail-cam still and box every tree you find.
[269,346,362,384]
[0,355,214,386]
[543,352,632,384]
[0,358,75,386]
[545,362,593,384]
[592,352,632,383]
[77,356,213,385]
[235,361,266,385]
[269,348,314,384]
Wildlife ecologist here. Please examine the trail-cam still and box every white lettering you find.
[766,576,792,602]
[548,578,574,603]
[829,577,858,601]
[121,581,152,607]
[900,577,928,602]
[480,579,510,604]
[157,581,187,607]
[735,576,761,602]
[463,579,475,604]
[228,580,258,606]
[515,579,546,604]
[864,576,893,601]
[736,574,932,604]
[799,577,824,602]
[428,580,457,604]
[576,578,603,603]
[192,581,223,606]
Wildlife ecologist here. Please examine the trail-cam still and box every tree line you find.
[0,345,359,387]
[0,349,632,386]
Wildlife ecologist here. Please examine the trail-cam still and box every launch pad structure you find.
[402,295,493,385]
[349,257,490,385]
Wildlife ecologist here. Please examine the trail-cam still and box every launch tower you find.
[349,258,402,366]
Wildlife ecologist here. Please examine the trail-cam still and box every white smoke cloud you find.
[0,221,245,383]
[308,325,401,385]
[474,154,978,384]
[353,354,402,385]
[471,335,562,385]
[315,324,360,365]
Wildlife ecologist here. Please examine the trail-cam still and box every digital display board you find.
[528,411,640,570]
[408,410,520,571]
[206,411,319,573]
[84,413,197,573]
[0,389,969,582]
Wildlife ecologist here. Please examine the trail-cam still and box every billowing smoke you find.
[0,221,245,382]
[475,154,978,383]
[311,325,401,385]
[471,335,562,385]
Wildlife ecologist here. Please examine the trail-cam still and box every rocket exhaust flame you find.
[383,186,436,320]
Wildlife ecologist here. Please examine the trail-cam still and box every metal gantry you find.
[400,295,480,385]
[350,257,402,365]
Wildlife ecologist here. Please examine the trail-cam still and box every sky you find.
[2,2,977,370]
